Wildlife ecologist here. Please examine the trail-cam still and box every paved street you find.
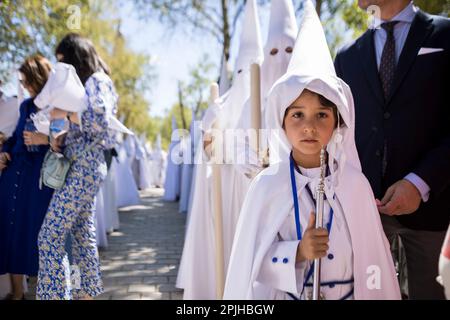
[96,188,186,300]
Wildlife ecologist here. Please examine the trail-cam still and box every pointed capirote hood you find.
[216,0,264,130]
[266,0,361,180]
[233,0,264,78]
[261,0,298,103]
[266,0,298,50]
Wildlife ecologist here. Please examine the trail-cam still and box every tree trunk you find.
[194,90,203,120]
[221,0,231,62]
[177,81,188,130]
[316,0,322,18]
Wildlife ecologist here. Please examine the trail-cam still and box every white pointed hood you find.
[262,0,298,96]
[217,0,263,130]
[233,0,263,78]
[266,0,360,176]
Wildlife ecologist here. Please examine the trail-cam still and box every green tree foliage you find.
[415,0,450,15]
[339,0,449,42]
[131,0,273,63]
[158,54,215,148]
[0,0,90,81]
[158,104,192,150]
[180,54,215,120]
[1,0,157,143]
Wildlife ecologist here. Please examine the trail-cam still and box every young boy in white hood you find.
[224,1,401,300]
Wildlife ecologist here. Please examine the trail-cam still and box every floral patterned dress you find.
[36,71,118,300]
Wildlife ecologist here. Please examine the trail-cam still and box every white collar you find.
[299,166,321,178]
[371,1,417,29]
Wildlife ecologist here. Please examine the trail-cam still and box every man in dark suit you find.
[335,0,450,299]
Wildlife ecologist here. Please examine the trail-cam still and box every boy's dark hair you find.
[317,92,339,128]
[55,33,110,85]
[283,89,341,128]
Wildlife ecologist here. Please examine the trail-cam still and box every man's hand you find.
[0,152,11,171]
[23,131,49,146]
[376,179,422,215]
[296,212,329,263]
[203,132,213,160]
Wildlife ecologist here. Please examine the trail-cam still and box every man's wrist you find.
[404,173,430,202]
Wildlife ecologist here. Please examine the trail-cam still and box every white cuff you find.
[258,240,304,295]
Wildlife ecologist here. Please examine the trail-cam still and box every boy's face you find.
[283,90,336,158]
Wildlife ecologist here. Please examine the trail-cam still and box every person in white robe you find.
[234,0,298,183]
[129,133,150,190]
[103,155,120,231]
[94,133,124,247]
[220,0,297,281]
[185,116,203,217]
[176,0,264,299]
[149,134,166,188]
[123,133,140,187]
[143,134,154,184]
[217,0,263,276]
[114,133,141,208]
[94,187,109,248]
[179,122,194,213]
[137,133,152,190]
[163,117,182,201]
[224,0,400,300]
[176,97,219,299]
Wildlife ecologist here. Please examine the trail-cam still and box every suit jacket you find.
[335,10,450,231]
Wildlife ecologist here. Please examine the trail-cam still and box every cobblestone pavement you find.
[96,188,186,300]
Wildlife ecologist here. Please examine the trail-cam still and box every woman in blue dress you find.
[36,33,118,300]
[0,55,53,300]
